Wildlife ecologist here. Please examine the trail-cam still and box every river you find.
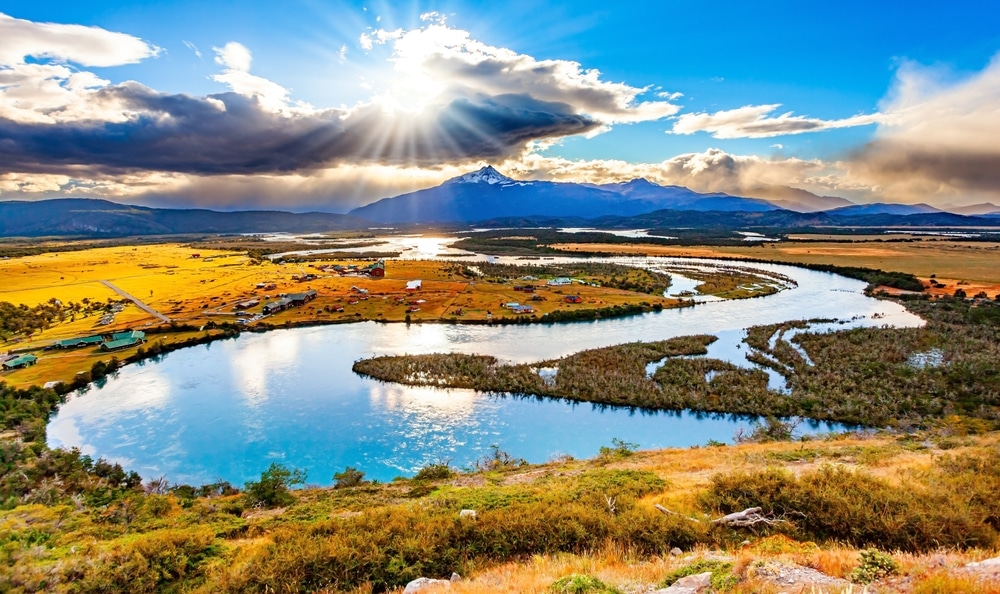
[47,253,923,486]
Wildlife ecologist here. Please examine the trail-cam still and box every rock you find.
[402,577,451,593]
[450,572,462,582]
[670,547,683,556]
[459,509,477,519]
[654,571,712,593]
[748,560,849,589]
[967,556,1000,568]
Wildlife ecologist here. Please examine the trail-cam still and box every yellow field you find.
[553,238,1000,295]
[0,244,678,388]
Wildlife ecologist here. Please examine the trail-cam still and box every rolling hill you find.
[0,199,369,237]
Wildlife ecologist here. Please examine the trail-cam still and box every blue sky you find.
[1,1,999,210]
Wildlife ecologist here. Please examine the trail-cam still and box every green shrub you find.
[660,559,737,591]
[850,549,899,584]
[244,463,306,508]
[550,574,622,594]
[414,463,453,481]
[702,463,1000,551]
[73,529,219,593]
[333,466,366,489]
[597,438,639,461]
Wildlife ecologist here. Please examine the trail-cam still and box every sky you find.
[1,0,999,212]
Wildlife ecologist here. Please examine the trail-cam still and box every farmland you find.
[552,236,1000,298]
[1,243,728,388]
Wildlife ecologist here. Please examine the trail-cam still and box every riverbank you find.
[352,295,999,428]
[3,421,1000,592]
[2,241,808,390]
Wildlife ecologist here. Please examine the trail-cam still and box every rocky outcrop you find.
[653,571,712,593]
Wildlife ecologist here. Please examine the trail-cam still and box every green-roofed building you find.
[110,330,145,342]
[101,330,146,352]
[2,354,38,370]
[53,335,105,349]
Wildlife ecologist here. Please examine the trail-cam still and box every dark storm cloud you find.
[852,140,1000,193]
[0,83,600,175]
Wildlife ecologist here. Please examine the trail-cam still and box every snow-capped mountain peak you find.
[453,165,516,185]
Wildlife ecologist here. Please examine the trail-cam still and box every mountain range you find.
[349,166,781,223]
[1,166,998,237]
[0,199,365,237]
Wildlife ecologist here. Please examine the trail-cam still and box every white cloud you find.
[0,12,159,67]
[213,41,252,72]
[210,42,310,113]
[509,148,837,196]
[0,13,160,124]
[363,23,680,124]
[337,44,348,64]
[671,103,885,139]
[657,91,683,100]
[182,40,201,58]
[419,11,447,24]
[848,52,1000,203]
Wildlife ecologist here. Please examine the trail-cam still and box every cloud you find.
[0,17,664,182]
[0,83,600,175]
[849,53,1000,202]
[210,42,299,113]
[511,148,834,196]
[671,103,884,139]
[0,13,160,125]
[182,40,201,58]
[213,41,252,72]
[365,23,680,123]
[0,12,159,67]
[419,11,447,24]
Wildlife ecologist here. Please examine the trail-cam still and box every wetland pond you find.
[48,255,922,486]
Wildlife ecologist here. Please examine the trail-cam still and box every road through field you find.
[100,280,171,323]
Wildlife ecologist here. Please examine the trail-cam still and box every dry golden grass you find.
[553,240,1000,285]
[0,244,679,388]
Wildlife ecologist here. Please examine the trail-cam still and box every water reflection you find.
[48,257,922,486]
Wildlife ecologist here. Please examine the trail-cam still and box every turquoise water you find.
[48,257,922,486]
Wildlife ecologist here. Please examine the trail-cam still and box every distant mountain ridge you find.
[3,167,997,237]
[349,166,778,223]
[0,199,368,237]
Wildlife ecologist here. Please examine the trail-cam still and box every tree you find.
[244,463,306,508]
[333,466,366,488]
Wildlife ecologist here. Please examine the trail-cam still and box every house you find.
[548,277,572,286]
[512,305,534,314]
[513,285,535,292]
[365,260,386,278]
[288,290,317,305]
[99,314,115,325]
[263,297,293,315]
[406,280,422,291]
[504,302,520,309]
[233,299,260,310]
[565,295,583,303]
[3,354,38,370]
[100,330,146,352]
[53,335,105,349]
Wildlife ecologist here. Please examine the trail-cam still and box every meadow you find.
[3,243,734,389]
[2,239,1000,592]
[553,236,1000,297]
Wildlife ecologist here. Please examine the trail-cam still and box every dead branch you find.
[710,506,789,527]
[654,504,700,522]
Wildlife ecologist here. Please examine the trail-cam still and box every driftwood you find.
[655,504,788,527]
[654,504,700,522]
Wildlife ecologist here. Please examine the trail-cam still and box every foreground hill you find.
[0,199,369,237]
